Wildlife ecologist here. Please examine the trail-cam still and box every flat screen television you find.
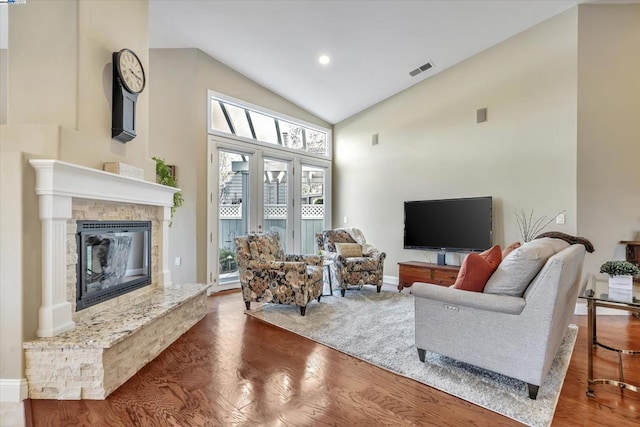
[404,196,493,255]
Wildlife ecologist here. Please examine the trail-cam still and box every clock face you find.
[116,49,145,94]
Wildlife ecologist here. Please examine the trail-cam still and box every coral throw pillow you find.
[453,245,502,292]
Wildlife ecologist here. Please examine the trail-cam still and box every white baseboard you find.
[384,275,398,286]
[0,379,28,402]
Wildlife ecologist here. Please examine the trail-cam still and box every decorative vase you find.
[609,275,633,289]
[608,275,633,302]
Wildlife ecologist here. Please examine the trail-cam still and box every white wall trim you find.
[0,378,28,402]
[384,275,399,286]
[29,159,177,207]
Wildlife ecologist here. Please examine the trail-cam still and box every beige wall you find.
[4,0,153,177]
[1,48,7,124]
[0,0,151,384]
[149,48,329,284]
[577,4,640,276]
[333,9,579,275]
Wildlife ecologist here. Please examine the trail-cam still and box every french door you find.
[216,149,252,286]
[262,157,292,252]
[207,136,330,290]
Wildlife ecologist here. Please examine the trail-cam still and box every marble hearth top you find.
[24,284,209,349]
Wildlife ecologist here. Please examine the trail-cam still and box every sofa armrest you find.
[412,282,526,315]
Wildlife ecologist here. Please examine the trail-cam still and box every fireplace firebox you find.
[76,220,152,310]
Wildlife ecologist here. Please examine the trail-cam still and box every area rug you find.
[246,287,577,427]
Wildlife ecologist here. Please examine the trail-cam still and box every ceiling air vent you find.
[409,61,434,77]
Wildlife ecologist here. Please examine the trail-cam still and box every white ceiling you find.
[149,0,588,124]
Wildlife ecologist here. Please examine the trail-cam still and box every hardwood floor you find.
[28,290,639,426]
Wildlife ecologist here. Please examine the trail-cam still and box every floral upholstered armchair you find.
[234,231,323,316]
[315,228,386,297]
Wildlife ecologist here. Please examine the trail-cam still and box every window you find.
[209,92,329,157]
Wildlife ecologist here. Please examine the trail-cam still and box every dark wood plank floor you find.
[28,290,640,426]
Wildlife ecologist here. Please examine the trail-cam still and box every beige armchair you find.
[235,231,323,316]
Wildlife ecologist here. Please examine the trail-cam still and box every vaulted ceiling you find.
[149,0,589,124]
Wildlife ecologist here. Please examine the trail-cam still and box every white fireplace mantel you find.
[30,159,179,337]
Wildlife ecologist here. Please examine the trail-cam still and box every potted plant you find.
[152,157,184,226]
[599,260,640,292]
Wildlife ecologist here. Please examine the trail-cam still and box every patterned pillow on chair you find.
[324,229,356,252]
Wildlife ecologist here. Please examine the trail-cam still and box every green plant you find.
[599,260,640,277]
[219,247,237,272]
[219,247,235,263]
[153,157,184,226]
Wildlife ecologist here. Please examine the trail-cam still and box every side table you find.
[578,273,639,397]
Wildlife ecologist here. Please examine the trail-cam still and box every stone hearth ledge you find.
[23,283,209,400]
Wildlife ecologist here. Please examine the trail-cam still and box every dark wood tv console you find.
[397,261,460,291]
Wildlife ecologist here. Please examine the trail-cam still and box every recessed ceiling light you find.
[318,55,330,65]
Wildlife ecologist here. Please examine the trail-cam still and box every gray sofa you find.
[412,238,587,399]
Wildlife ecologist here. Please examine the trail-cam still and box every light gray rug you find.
[246,287,577,427]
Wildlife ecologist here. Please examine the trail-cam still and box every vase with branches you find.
[514,208,566,242]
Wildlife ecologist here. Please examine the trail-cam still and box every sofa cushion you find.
[502,241,521,259]
[484,238,569,297]
[336,242,363,258]
[452,245,502,292]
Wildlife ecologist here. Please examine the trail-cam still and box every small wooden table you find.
[397,261,460,291]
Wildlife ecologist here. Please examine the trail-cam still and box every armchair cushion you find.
[336,242,363,258]
[453,245,502,292]
[484,238,569,297]
[286,254,322,266]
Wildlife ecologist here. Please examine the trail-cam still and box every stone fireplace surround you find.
[23,160,209,400]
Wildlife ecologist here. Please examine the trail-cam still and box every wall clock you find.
[112,48,146,143]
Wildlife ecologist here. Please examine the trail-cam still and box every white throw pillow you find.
[483,238,569,297]
[335,243,363,258]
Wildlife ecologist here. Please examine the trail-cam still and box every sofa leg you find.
[245,301,251,310]
[527,384,539,400]
[341,289,346,297]
[300,306,307,316]
[317,295,321,302]
[417,348,426,362]
[376,285,382,293]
